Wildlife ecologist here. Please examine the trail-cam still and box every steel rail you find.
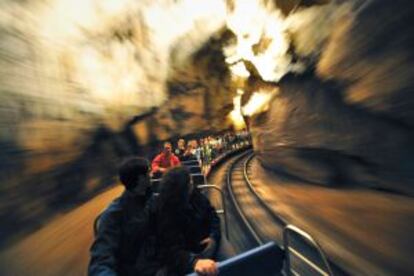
[241,153,334,276]
[225,149,263,245]
[243,153,288,228]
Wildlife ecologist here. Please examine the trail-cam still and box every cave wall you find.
[0,0,232,247]
[252,0,414,195]
[253,74,414,193]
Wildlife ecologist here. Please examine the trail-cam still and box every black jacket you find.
[136,191,221,275]
[89,189,152,276]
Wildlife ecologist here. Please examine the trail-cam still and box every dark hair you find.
[118,157,149,190]
[158,166,191,210]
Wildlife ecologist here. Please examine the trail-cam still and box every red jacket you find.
[151,153,180,173]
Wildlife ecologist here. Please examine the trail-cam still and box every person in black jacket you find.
[174,138,186,161]
[136,166,220,276]
[89,157,153,276]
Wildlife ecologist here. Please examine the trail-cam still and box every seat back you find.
[191,173,206,186]
[151,172,206,192]
[187,242,284,276]
[187,165,202,174]
[283,225,333,276]
[181,159,200,166]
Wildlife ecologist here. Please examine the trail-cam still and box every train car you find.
[94,147,336,276]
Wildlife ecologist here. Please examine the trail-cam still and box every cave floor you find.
[249,157,414,275]
[0,185,123,276]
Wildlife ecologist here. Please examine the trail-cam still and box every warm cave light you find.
[228,90,246,130]
[229,62,251,78]
[242,89,278,117]
[5,0,227,112]
[225,0,290,82]
[228,86,277,129]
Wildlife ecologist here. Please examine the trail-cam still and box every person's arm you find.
[151,154,162,173]
[160,231,217,275]
[199,195,221,259]
[89,205,122,276]
[204,194,221,243]
[172,155,181,166]
[194,259,218,276]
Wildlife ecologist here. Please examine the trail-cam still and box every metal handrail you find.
[191,173,204,176]
[182,164,201,168]
[283,224,334,276]
[185,165,202,169]
[197,184,229,240]
[181,160,200,166]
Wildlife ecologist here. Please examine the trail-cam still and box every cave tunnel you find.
[0,0,414,275]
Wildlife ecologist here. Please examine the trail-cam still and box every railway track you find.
[226,150,286,246]
[225,151,340,276]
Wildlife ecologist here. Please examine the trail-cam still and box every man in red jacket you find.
[151,142,180,176]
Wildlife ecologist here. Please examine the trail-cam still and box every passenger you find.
[203,139,212,165]
[190,140,202,163]
[199,138,206,166]
[181,143,197,162]
[175,138,186,160]
[151,142,180,177]
[89,157,152,276]
[137,166,220,276]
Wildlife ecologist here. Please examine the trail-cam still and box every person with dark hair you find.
[174,138,186,160]
[151,142,180,176]
[89,157,152,276]
[137,166,220,276]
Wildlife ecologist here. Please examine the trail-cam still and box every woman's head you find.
[159,166,193,209]
[178,138,185,149]
[190,140,198,148]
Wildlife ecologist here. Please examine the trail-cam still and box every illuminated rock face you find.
[0,0,232,245]
[252,74,414,194]
[252,0,414,195]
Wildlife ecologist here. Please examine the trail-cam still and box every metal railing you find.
[283,224,333,276]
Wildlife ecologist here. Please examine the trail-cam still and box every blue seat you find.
[188,242,284,276]
[187,165,202,174]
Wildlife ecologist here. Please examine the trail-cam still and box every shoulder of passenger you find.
[99,197,124,219]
